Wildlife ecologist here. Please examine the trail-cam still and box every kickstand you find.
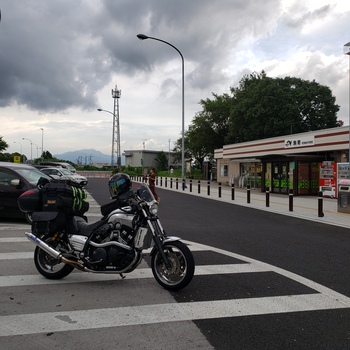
[119,273,126,279]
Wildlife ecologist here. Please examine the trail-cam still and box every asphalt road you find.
[87,178,350,349]
[1,178,350,349]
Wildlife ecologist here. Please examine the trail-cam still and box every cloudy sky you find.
[1,0,350,162]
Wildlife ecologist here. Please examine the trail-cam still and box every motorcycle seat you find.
[70,216,108,237]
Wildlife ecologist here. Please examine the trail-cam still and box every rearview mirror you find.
[10,179,20,187]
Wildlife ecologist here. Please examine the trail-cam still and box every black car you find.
[0,162,52,223]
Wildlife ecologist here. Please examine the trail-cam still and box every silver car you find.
[40,167,88,186]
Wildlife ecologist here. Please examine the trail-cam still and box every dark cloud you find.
[0,0,349,126]
[0,1,111,112]
[0,0,287,114]
[287,5,332,28]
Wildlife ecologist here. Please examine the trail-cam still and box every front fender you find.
[163,236,181,244]
[150,236,181,256]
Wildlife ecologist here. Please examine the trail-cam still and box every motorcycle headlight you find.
[150,202,159,215]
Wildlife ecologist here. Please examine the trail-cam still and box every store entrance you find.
[297,162,319,195]
[272,162,289,194]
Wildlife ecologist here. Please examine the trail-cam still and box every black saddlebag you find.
[41,182,89,216]
[18,189,42,213]
[31,211,68,236]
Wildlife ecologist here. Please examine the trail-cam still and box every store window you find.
[220,165,228,177]
[240,162,262,189]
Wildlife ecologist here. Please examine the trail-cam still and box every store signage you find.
[284,136,314,148]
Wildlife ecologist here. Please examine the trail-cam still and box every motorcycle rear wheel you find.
[34,234,75,279]
[151,240,195,291]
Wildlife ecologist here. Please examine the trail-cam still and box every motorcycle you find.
[18,178,195,291]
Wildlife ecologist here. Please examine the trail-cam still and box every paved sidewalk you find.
[150,178,350,229]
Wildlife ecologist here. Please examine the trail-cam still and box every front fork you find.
[147,217,180,268]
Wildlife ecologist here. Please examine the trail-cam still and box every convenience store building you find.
[214,126,349,196]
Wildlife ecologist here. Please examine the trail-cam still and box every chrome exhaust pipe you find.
[25,232,62,259]
[24,232,84,270]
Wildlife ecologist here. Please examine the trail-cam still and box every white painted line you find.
[0,225,29,231]
[1,293,349,337]
[0,252,33,260]
[0,264,270,287]
[2,237,350,324]
[187,241,350,305]
[2,239,350,306]
[0,237,28,243]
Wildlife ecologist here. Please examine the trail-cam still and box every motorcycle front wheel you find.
[151,240,195,291]
[34,234,75,280]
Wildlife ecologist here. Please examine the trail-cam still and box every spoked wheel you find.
[34,234,74,279]
[151,240,195,291]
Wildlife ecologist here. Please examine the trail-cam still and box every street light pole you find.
[168,139,171,171]
[22,137,33,162]
[344,42,350,168]
[137,33,185,189]
[33,144,39,159]
[40,128,44,161]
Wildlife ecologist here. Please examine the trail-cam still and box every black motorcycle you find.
[18,177,195,291]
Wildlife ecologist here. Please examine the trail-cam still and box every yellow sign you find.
[14,156,21,163]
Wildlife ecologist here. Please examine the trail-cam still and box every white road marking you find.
[0,264,270,287]
[0,237,28,243]
[0,225,29,231]
[0,252,33,260]
[1,240,349,306]
[187,241,350,305]
[1,293,349,337]
[1,207,350,338]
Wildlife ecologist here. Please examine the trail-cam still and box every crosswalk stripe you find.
[0,252,33,260]
[0,225,29,231]
[0,264,271,287]
[0,237,28,243]
[1,194,350,339]
[1,240,350,306]
[1,293,349,337]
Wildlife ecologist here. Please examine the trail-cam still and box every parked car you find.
[39,161,76,173]
[0,162,52,223]
[39,167,88,186]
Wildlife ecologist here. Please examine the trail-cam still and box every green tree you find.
[226,71,340,143]
[0,136,9,153]
[174,93,232,167]
[191,93,231,159]
[172,134,191,166]
[176,71,341,171]
[42,150,53,159]
[155,151,168,171]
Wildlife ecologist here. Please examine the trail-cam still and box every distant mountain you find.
[54,149,111,165]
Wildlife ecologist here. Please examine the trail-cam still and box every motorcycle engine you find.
[90,246,135,270]
[88,223,135,270]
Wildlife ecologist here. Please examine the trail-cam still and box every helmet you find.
[108,173,132,198]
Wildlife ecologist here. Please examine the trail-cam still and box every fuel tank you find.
[107,207,135,229]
